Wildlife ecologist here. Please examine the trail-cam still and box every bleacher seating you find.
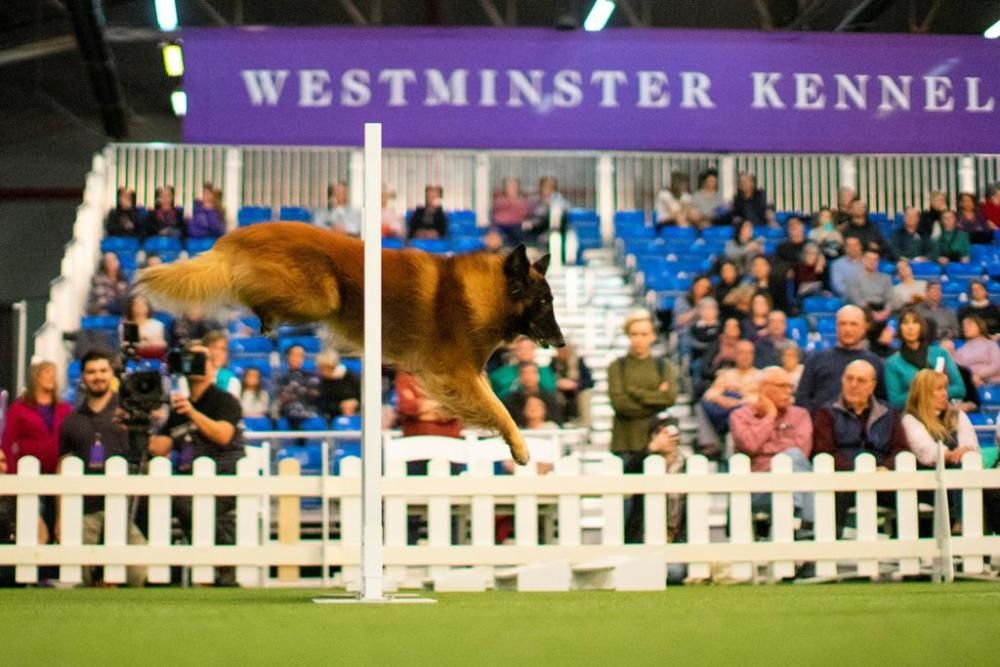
[279,206,312,222]
[238,206,273,226]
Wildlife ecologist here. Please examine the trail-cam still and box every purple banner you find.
[183,27,1000,153]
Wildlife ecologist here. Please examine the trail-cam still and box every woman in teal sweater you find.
[885,307,964,409]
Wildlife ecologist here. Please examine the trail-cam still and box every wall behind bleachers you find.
[490,153,598,208]
[614,153,719,212]
[855,155,962,214]
[242,146,351,209]
[111,144,228,213]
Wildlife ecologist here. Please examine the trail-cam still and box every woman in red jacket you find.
[1,360,72,475]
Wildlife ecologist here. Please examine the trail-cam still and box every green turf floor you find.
[3,583,998,665]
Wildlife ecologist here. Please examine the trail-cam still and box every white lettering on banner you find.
[680,71,715,108]
[878,75,912,111]
[341,69,371,106]
[508,70,545,108]
[553,70,583,107]
[834,74,868,110]
[240,70,290,106]
[637,71,669,108]
[425,69,469,106]
[298,70,333,107]
[966,77,996,112]
[479,69,498,107]
[924,76,954,112]
[751,72,785,108]
[378,69,417,106]
[591,70,628,107]
[794,73,825,110]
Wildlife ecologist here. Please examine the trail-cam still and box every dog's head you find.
[503,244,566,349]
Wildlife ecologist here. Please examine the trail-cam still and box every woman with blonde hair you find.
[902,369,978,468]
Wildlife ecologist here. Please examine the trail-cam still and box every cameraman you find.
[149,343,244,586]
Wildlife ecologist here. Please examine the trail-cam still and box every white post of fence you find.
[839,156,857,191]
[515,457,540,547]
[812,453,837,578]
[686,455,711,581]
[340,456,362,588]
[933,440,955,583]
[642,455,668,547]
[236,456,262,587]
[959,156,976,195]
[349,149,365,214]
[15,456,40,584]
[600,454,624,546]
[894,452,920,576]
[770,454,796,580]
[384,449,408,587]
[192,457,218,585]
[475,153,491,228]
[59,456,84,584]
[147,457,173,584]
[428,458,452,581]
[719,155,736,203]
[727,454,753,582]
[223,147,243,231]
[596,154,615,244]
[854,454,879,579]
[103,456,129,584]
[556,455,581,547]
[961,452,985,575]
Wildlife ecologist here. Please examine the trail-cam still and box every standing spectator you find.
[982,183,1000,231]
[840,199,886,254]
[732,172,767,226]
[725,219,764,274]
[933,210,971,265]
[654,171,692,227]
[748,255,789,314]
[830,236,864,296]
[239,367,270,418]
[58,349,146,588]
[121,294,167,357]
[188,183,226,239]
[550,342,593,426]
[408,185,448,240]
[608,310,677,459]
[902,369,978,469]
[741,292,773,342]
[690,169,727,224]
[273,344,321,427]
[958,281,1000,337]
[86,251,129,316]
[381,188,404,238]
[949,315,1000,385]
[891,259,928,311]
[489,336,556,400]
[203,330,241,398]
[846,249,893,321]
[957,192,993,245]
[106,187,139,237]
[755,310,792,368]
[315,350,361,421]
[731,366,814,524]
[142,185,183,239]
[919,190,948,239]
[808,207,844,259]
[623,416,688,545]
[885,307,964,409]
[794,243,827,299]
[917,282,960,341]
[890,207,935,261]
[491,178,531,244]
[795,305,886,412]
[524,176,567,245]
[504,362,562,427]
[314,181,361,235]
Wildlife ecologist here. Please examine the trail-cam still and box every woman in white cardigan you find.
[902,369,979,468]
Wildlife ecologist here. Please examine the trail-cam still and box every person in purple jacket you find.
[187,182,226,238]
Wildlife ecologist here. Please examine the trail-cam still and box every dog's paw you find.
[511,444,531,466]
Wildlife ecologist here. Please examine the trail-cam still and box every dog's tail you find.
[135,250,236,310]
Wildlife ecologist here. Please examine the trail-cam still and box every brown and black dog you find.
[136,222,565,464]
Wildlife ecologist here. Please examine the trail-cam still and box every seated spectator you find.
[491,178,531,245]
[550,341,593,425]
[142,185,183,239]
[741,292,772,342]
[396,370,462,438]
[830,236,864,296]
[239,367,270,418]
[891,258,927,311]
[483,226,505,254]
[654,171,691,227]
[725,219,764,275]
[121,294,166,356]
[688,298,722,368]
[381,187,404,238]
[731,366,814,524]
[957,192,993,245]
[774,216,807,271]
[958,281,1000,337]
[755,310,792,368]
[58,349,146,587]
[690,168,728,224]
[919,190,948,239]
[980,183,1000,231]
[732,172,767,226]
[917,282,960,341]
[713,261,741,306]
[623,415,687,544]
[204,330,241,398]
[783,344,804,391]
[934,210,971,265]
[504,362,561,427]
[902,369,978,468]
[521,395,559,431]
[948,315,1000,386]
[794,242,827,299]
[188,182,226,239]
[698,341,761,454]
[808,207,844,258]
[86,251,129,316]
[314,181,361,235]
[845,249,893,321]
[867,320,897,359]
[721,283,755,324]
[522,176,566,246]
[699,317,743,386]
[840,199,886,254]
[796,305,886,412]
[885,307,964,409]
[273,344,321,427]
[747,256,789,315]
[834,187,857,226]
[890,207,935,261]
[106,187,139,237]
[489,336,556,400]
[671,275,714,355]
[170,305,222,345]
[408,185,448,240]
[316,350,361,421]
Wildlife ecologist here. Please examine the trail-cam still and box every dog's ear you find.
[504,244,530,282]
[532,253,551,277]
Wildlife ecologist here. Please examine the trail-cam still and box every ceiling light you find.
[584,0,616,32]
[171,90,187,116]
[155,0,179,32]
[162,43,184,77]
[985,18,1000,39]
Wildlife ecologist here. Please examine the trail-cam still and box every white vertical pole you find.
[475,153,491,228]
[361,123,384,601]
[839,156,857,191]
[596,154,614,244]
[959,156,976,195]
[13,300,28,393]
[223,147,243,231]
[719,155,736,204]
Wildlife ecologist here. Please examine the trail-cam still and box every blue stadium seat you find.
[143,236,182,254]
[332,441,362,475]
[101,237,139,254]
[451,236,485,254]
[238,206,273,226]
[786,317,809,343]
[449,209,477,228]
[278,336,321,355]
[229,336,273,356]
[341,357,361,375]
[802,295,843,315]
[567,208,599,224]
[756,226,786,241]
[185,237,216,256]
[242,416,273,431]
[816,317,837,335]
[332,414,362,431]
[67,359,82,384]
[942,296,962,311]
[946,263,985,281]
[410,238,450,254]
[115,251,139,272]
[941,281,965,296]
[978,385,1000,411]
[382,237,405,249]
[700,226,733,241]
[299,416,329,431]
[231,358,272,379]
[279,206,312,222]
[910,262,942,279]
[81,315,119,330]
[659,226,697,243]
[878,259,897,275]
[614,210,645,226]
[870,212,890,225]
[616,224,655,241]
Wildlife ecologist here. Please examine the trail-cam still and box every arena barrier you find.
[3,448,998,590]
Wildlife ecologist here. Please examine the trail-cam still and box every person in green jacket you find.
[885,307,964,409]
[934,210,971,265]
[608,310,677,462]
[489,336,556,400]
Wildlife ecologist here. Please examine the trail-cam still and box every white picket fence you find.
[3,448,999,589]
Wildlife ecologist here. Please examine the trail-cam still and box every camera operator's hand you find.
[149,435,173,457]
[171,393,195,417]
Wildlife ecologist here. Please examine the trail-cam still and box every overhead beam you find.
[618,0,644,27]
[193,0,228,26]
[835,0,898,31]
[477,0,505,26]
[337,0,368,25]
[785,0,835,29]
[752,0,775,30]
[64,0,128,138]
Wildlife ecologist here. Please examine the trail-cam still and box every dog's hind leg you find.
[422,371,530,465]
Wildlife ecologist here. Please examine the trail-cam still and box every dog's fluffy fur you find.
[136,223,564,464]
